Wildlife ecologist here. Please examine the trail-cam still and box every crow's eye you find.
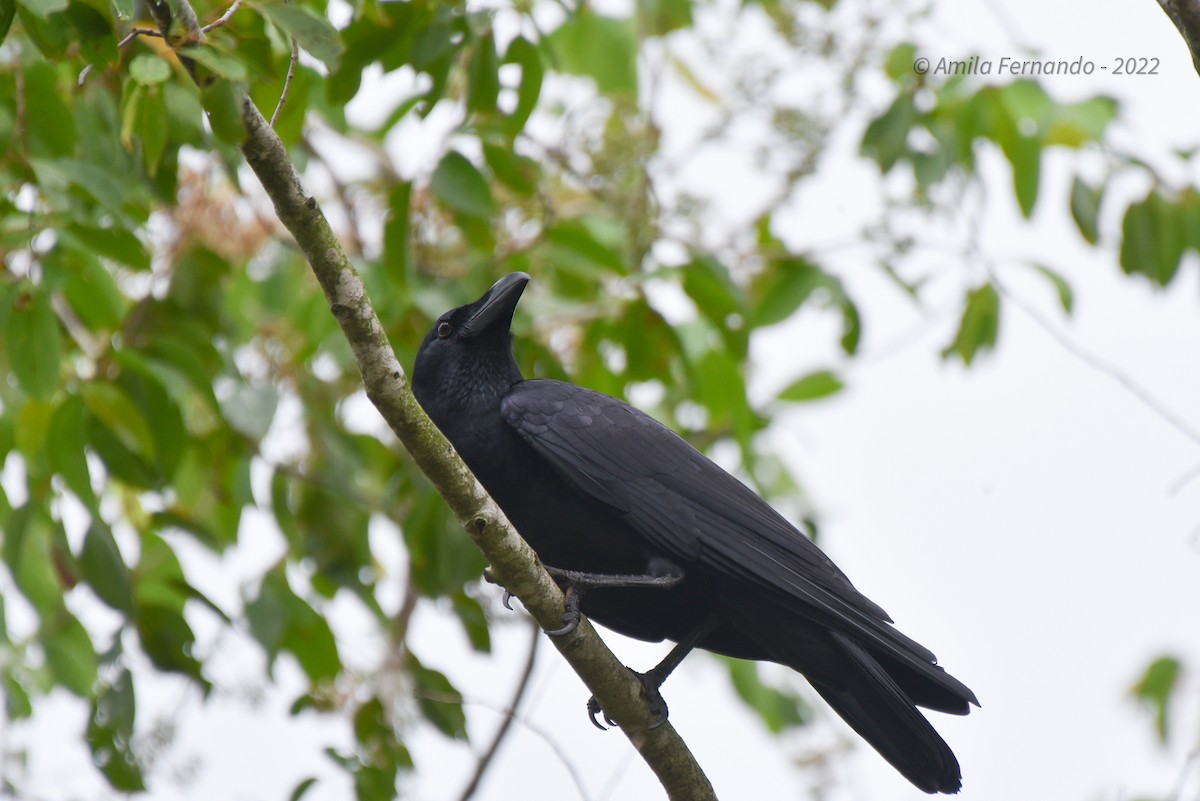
[437,321,453,338]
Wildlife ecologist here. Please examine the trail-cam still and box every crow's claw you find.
[544,607,581,637]
[583,670,669,731]
[586,697,617,730]
[543,583,582,637]
[501,591,514,611]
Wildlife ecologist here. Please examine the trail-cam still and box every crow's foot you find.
[585,669,669,730]
[545,584,581,637]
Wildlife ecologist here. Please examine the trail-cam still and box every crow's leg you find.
[540,560,685,637]
[588,614,718,730]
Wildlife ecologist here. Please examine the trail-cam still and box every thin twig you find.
[270,38,300,128]
[79,25,165,83]
[1169,463,1200,497]
[457,619,541,801]
[202,0,243,32]
[988,264,1200,450]
[418,684,592,801]
[1165,746,1200,801]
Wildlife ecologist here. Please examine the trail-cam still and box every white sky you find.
[8,0,1200,800]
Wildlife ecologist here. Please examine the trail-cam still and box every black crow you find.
[412,272,977,793]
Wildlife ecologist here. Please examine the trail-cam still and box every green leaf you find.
[682,256,746,327]
[255,2,343,69]
[48,395,99,510]
[246,568,342,683]
[482,142,539,195]
[165,81,207,146]
[138,84,168,176]
[942,283,1000,365]
[545,217,628,276]
[271,469,300,543]
[3,504,64,615]
[289,778,319,801]
[749,258,822,328]
[467,29,499,114]
[129,52,171,86]
[1069,176,1102,245]
[777,370,844,402]
[641,0,692,35]
[5,288,62,400]
[136,602,208,687]
[88,667,145,791]
[1131,655,1181,745]
[3,670,33,720]
[30,157,127,216]
[548,10,638,96]
[81,522,136,614]
[82,380,156,465]
[884,43,918,83]
[221,381,278,440]
[861,91,916,172]
[994,113,1041,217]
[724,657,811,733]
[349,696,411,798]
[1031,263,1074,314]
[502,36,543,136]
[280,597,341,684]
[18,0,67,18]
[451,593,490,652]
[66,0,116,66]
[187,44,249,81]
[42,608,98,696]
[382,182,411,283]
[0,0,15,41]
[1120,191,1186,287]
[200,79,248,145]
[117,356,190,472]
[403,489,487,597]
[681,256,748,356]
[410,657,466,738]
[1045,96,1118,147]
[15,4,70,58]
[431,151,495,219]
[61,222,150,271]
[133,531,189,611]
[57,249,129,331]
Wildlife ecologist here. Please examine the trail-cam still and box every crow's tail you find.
[808,631,963,794]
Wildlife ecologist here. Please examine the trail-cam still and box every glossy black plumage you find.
[412,273,977,793]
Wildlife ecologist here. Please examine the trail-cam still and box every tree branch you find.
[237,89,716,801]
[1156,0,1200,77]
[147,3,718,798]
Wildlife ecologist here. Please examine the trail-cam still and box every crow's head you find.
[412,272,530,414]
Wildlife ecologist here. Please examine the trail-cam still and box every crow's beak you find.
[461,272,531,338]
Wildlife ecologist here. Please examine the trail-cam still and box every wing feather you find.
[501,380,941,667]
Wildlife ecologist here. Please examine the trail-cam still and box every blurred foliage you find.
[1131,654,1183,746]
[0,0,1197,796]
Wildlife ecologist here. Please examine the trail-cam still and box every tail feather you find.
[810,632,963,794]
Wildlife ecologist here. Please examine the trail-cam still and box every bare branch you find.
[988,266,1200,450]
[1156,0,1200,77]
[270,38,300,129]
[457,620,541,801]
[203,0,242,32]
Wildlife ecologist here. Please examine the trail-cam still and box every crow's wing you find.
[501,379,942,667]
